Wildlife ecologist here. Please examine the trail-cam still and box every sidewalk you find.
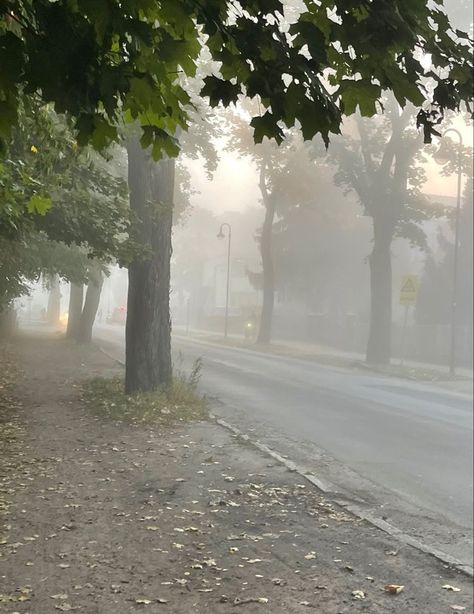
[175,326,474,394]
[0,333,472,613]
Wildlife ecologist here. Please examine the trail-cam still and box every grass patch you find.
[82,366,208,426]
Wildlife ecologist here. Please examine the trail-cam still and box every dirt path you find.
[0,333,472,613]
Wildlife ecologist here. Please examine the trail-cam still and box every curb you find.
[212,414,474,578]
[97,344,474,578]
[97,345,125,367]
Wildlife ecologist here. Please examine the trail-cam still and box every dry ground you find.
[0,332,472,613]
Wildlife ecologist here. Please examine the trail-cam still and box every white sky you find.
[188,119,472,214]
[188,152,260,213]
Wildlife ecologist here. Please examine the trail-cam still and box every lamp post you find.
[217,222,232,338]
[435,128,463,376]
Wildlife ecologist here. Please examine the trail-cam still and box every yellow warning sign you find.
[400,274,419,306]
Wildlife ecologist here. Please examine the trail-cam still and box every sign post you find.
[399,275,419,366]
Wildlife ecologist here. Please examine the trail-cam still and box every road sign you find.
[399,274,419,306]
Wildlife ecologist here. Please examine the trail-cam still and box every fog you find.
[3,1,474,608]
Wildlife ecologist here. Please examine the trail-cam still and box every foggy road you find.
[96,325,474,567]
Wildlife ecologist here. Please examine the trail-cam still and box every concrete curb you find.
[97,345,125,367]
[212,414,474,578]
[96,344,474,578]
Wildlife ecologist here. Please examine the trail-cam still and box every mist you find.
[1,0,473,611]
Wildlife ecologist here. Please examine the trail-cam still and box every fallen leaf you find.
[203,558,217,567]
[442,585,461,592]
[384,584,404,594]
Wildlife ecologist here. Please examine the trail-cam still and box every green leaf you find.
[250,112,284,144]
[201,77,240,107]
[340,81,382,117]
[27,194,52,216]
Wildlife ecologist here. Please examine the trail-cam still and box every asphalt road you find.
[96,325,474,567]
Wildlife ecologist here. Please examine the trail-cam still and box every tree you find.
[0,105,129,334]
[77,263,106,343]
[66,282,84,340]
[224,106,313,343]
[272,165,370,317]
[327,101,436,364]
[125,135,175,392]
[1,0,472,389]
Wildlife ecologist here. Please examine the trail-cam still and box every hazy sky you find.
[187,117,472,214]
[188,152,260,213]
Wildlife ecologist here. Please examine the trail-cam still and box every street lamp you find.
[435,128,463,376]
[217,222,232,338]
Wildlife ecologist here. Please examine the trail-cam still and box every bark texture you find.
[125,137,174,394]
[66,283,84,339]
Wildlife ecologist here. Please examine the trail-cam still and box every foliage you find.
[0,103,129,309]
[416,176,473,326]
[1,102,129,256]
[0,0,472,156]
[0,234,90,308]
[327,101,440,249]
[272,165,370,313]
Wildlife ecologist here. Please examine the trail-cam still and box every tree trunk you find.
[366,219,393,365]
[0,306,17,338]
[66,283,83,339]
[257,198,276,344]
[125,136,174,394]
[77,271,103,343]
[47,274,61,325]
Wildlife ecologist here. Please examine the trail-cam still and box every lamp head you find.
[433,144,452,166]
[217,230,224,239]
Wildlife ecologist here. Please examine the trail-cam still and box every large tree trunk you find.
[366,219,393,365]
[47,274,61,325]
[77,270,103,343]
[66,283,84,339]
[257,198,276,344]
[125,137,174,394]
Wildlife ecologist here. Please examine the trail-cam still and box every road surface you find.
[96,325,474,568]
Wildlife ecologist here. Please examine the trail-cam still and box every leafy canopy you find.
[0,0,472,154]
